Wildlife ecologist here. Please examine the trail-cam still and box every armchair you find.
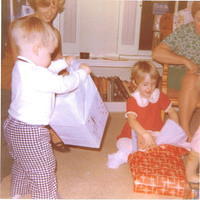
[159,9,200,108]
[161,63,200,108]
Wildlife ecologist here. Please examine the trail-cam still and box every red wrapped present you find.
[128,144,195,198]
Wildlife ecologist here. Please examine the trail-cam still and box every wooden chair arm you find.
[161,63,168,95]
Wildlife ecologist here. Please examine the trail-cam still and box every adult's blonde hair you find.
[10,16,58,55]
[28,0,65,13]
[191,1,200,18]
[131,61,160,85]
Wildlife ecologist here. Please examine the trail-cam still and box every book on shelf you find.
[122,80,136,96]
[110,76,125,102]
[114,76,129,100]
[101,77,108,101]
[91,74,135,102]
[91,73,99,90]
[107,77,112,102]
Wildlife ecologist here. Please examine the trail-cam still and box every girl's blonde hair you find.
[28,0,65,13]
[10,16,58,55]
[131,61,160,85]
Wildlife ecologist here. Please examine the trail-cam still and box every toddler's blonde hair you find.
[28,0,65,13]
[10,16,58,55]
[131,61,160,85]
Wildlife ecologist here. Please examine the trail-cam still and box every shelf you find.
[76,58,162,68]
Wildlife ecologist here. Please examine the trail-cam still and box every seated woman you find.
[152,1,200,141]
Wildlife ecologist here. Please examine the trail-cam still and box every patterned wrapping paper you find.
[128,145,195,198]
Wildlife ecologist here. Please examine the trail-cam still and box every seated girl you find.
[107,61,190,168]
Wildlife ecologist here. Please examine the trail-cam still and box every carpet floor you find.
[1,110,199,199]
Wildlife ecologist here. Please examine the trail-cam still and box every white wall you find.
[59,0,125,57]
[78,0,120,57]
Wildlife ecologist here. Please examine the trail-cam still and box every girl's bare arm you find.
[127,113,156,150]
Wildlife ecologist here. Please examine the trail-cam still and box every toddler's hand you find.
[80,63,91,74]
[64,56,74,66]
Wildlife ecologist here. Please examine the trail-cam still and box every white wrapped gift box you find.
[50,62,109,148]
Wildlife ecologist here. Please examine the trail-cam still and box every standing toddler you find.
[3,16,91,199]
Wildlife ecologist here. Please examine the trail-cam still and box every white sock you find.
[107,138,133,169]
[107,151,129,169]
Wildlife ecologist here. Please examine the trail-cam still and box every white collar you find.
[131,88,160,107]
[17,56,35,65]
[17,56,47,70]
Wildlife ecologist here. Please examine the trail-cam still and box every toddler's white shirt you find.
[8,56,87,125]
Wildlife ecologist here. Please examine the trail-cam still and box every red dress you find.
[117,92,171,139]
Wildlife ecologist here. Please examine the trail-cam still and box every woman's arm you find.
[152,42,198,73]
[52,27,63,60]
[152,42,186,64]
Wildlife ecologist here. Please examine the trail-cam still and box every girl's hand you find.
[137,134,146,150]
[187,135,192,142]
[64,56,74,66]
[140,131,156,151]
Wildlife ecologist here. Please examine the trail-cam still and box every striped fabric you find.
[3,116,57,199]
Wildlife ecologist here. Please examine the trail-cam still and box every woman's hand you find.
[183,58,199,74]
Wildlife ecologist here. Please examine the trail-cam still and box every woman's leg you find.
[179,73,200,140]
